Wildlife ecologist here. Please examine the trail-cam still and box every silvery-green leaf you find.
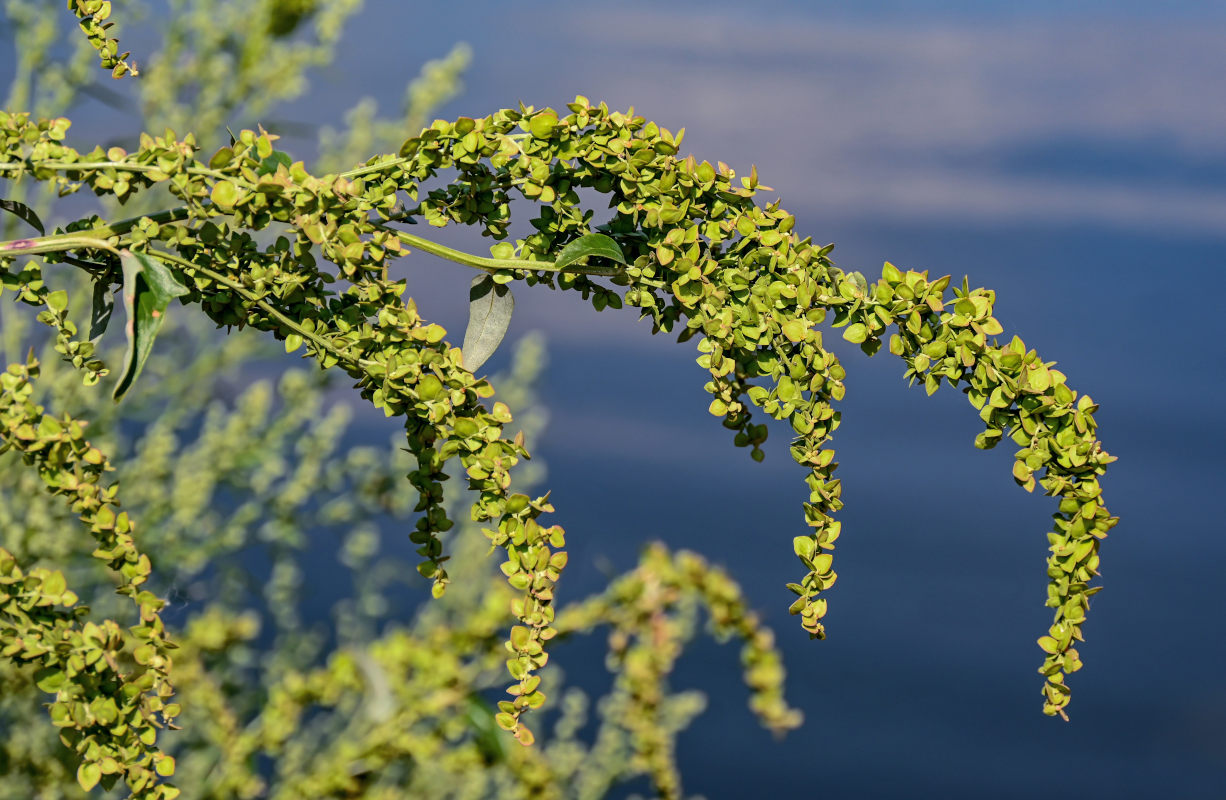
[462,274,514,373]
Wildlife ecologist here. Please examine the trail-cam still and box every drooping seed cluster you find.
[0,92,1114,784]
[0,357,178,798]
[559,544,803,800]
[384,99,1116,718]
[67,0,138,78]
[1,110,567,744]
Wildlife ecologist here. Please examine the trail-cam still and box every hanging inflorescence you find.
[0,356,178,798]
[0,90,1115,795]
[67,1,139,78]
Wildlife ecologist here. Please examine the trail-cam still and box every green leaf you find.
[0,197,45,234]
[208,146,234,169]
[418,374,444,401]
[113,251,188,402]
[88,278,114,341]
[1026,362,1051,393]
[781,319,807,342]
[465,693,509,764]
[528,110,558,139]
[257,150,292,176]
[553,233,627,271]
[842,322,868,343]
[210,181,239,209]
[34,667,65,693]
[847,270,869,296]
[40,570,66,597]
[462,274,514,374]
[77,762,101,792]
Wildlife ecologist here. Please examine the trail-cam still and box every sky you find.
[4,2,1226,797]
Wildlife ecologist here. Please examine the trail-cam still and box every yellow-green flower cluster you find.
[0,357,178,798]
[0,91,1115,753]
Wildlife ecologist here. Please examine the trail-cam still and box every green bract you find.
[68,0,139,78]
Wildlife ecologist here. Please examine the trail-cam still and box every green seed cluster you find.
[0,308,801,797]
[382,99,1116,717]
[376,103,850,648]
[1,259,110,385]
[8,6,816,791]
[560,543,802,799]
[0,357,177,798]
[68,0,138,78]
[0,88,1115,746]
[0,111,566,742]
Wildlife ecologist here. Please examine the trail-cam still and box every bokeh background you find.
[9,1,1226,797]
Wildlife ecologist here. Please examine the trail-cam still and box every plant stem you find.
[0,207,190,258]
[0,154,405,183]
[0,235,121,257]
[0,160,229,181]
[0,207,619,279]
[393,230,623,276]
[144,249,359,369]
[337,156,410,180]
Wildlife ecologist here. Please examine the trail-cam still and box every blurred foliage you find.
[2,317,787,800]
[0,2,802,798]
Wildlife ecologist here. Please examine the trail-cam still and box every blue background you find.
[9,2,1226,797]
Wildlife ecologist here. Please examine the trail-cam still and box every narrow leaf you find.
[553,233,627,271]
[462,274,514,373]
[465,693,509,764]
[0,198,45,234]
[88,278,114,342]
[113,251,188,401]
[136,253,190,306]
